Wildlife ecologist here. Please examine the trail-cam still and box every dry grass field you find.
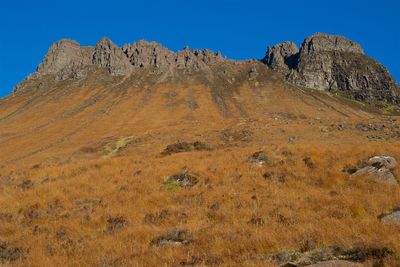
[0,68,400,266]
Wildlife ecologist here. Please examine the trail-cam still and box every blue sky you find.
[1,0,399,97]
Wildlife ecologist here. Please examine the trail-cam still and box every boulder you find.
[379,208,400,224]
[306,260,363,267]
[350,156,398,185]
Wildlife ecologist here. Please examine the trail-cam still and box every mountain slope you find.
[0,34,400,266]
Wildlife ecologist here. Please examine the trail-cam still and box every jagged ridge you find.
[13,33,400,107]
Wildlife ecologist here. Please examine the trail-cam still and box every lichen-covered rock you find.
[264,33,399,105]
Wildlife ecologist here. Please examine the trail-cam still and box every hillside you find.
[0,33,400,266]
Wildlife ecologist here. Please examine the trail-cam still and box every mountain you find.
[0,33,400,266]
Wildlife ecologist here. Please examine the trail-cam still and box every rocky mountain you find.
[13,33,399,108]
[264,33,399,104]
[1,33,400,267]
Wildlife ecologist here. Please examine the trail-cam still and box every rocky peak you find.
[122,40,173,69]
[36,39,93,79]
[93,37,132,75]
[301,33,364,55]
[262,41,299,73]
[29,38,226,84]
[264,33,399,104]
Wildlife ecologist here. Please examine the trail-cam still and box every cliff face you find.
[16,37,225,90]
[264,33,399,104]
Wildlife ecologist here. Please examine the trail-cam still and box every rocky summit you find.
[14,33,399,108]
[264,33,399,105]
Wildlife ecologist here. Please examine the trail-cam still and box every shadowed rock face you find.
[264,33,399,104]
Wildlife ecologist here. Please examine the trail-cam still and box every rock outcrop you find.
[14,37,225,92]
[264,33,399,104]
[262,41,299,73]
[349,155,398,185]
[36,39,93,80]
[13,33,399,107]
[379,208,400,224]
[92,37,132,76]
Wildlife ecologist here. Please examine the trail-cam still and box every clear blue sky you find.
[1,0,399,97]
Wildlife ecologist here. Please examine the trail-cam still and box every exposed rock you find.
[36,39,93,80]
[378,207,400,224]
[92,37,132,76]
[263,41,299,73]
[247,151,268,166]
[350,155,398,184]
[164,170,198,188]
[14,38,226,92]
[300,33,364,55]
[248,65,259,80]
[150,229,191,246]
[369,155,397,169]
[270,246,392,266]
[306,260,363,267]
[161,141,212,156]
[264,33,399,105]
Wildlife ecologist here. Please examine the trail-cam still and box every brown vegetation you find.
[0,74,400,266]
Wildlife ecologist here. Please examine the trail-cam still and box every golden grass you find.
[0,79,399,266]
[0,142,399,266]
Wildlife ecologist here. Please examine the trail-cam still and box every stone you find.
[164,171,198,188]
[161,141,211,155]
[247,151,268,166]
[150,230,191,246]
[36,39,93,80]
[270,247,392,267]
[248,66,259,80]
[92,37,132,76]
[379,208,400,224]
[263,41,299,73]
[351,156,398,185]
[264,33,399,105]
[306,260,363,267]
[14,37,227,92]
[368,155,397,169]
